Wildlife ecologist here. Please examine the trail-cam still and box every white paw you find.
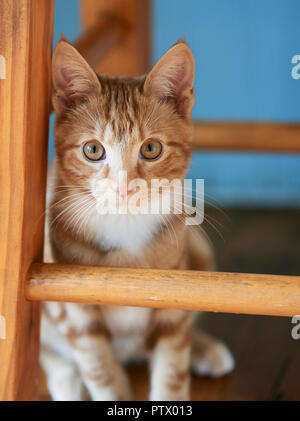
[48,367,87,401]
[192,342,235,378]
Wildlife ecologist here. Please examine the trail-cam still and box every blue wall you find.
[48,0,80,161]
[50,0,300,207]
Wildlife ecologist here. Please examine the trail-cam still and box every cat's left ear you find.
[144,41,195,118]
[52,39,101,116]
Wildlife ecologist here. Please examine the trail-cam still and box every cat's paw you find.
[150,389,190,401]
[90,386,133,401]
[192,340,234,378]
[46,363,88,401]
[89,369,134,401]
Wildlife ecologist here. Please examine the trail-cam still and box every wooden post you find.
[0,0,54,400]
[80,0,151,76]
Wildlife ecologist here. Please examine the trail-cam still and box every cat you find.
[41,39,234,401]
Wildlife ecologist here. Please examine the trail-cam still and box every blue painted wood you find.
[154,0,300,207]
[48,0,80,162]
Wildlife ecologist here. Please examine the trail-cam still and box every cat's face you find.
[52,40,194,215]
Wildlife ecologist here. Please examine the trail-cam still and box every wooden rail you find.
[81,0,151,76]
[26,263,300,317]
[74,13,128,68]
[193,121,300,152]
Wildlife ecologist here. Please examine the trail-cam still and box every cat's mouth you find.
[93,189,151,216]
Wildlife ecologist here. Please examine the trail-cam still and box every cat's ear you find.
[52,39,101,116]
[144,41,195,118]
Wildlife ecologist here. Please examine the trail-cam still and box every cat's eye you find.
[82,140,105,161]
[140,139,162,160]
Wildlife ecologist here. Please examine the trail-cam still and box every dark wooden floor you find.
[40,209,300,401]
[196,208,300,401]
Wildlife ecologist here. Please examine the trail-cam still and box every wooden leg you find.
[0,0,54,401]
[80,0,151,76]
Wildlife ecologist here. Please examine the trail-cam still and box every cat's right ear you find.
[144,41,195,118]
[52,40,101,116]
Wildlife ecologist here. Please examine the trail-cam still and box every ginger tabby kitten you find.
[41,39,234,401]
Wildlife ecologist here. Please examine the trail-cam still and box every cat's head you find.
[52,39,195,215]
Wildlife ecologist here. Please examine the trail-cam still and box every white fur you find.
[102,306,151,334]
[191,330,235,378]
[102,306,151,362]
[90,211,164,255]
[41,348,85,401]
[41,308,73,362]
[150,334,191,401]
[70,334,132,400]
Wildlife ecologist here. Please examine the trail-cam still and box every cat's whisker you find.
[203,216,225,242]
[167,218,177,247]
[183,187,229,220]
[180,195,225,228]
[173,198,225,242]
[74,198,96,236]
[46,192,90,212]
[183,203,224,242]
[54,186,91,194]
[51,195,93,231]
[164,215,179,249]
[54,189,90,194]
[81,202,96,238]
[64,199,92,234]
[37,191,90,226]
[55,185,91,188]
[172,205,214,248]
[63,195,95,233]
[204,213,226,229]
[204,200,229,220]
[72,200,95,237]
[161,215,175,246]
[172,198,204,218]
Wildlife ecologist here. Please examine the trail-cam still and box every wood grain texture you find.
[80,0,151,76]
[27,263,300,317]
[74,12,128,69]
[0,0,54,400]
[193,121,300,152]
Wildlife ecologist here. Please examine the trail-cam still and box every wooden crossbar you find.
[26,263,300,317]
[193,121,300,152]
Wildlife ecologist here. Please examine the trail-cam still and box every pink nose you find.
[115,184,135,199]
[115,186,127,199]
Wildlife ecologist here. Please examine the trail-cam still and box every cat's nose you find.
[115,184,135,199]
[116,186,127,200]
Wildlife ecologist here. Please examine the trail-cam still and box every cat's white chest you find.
[91,212,163,255]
